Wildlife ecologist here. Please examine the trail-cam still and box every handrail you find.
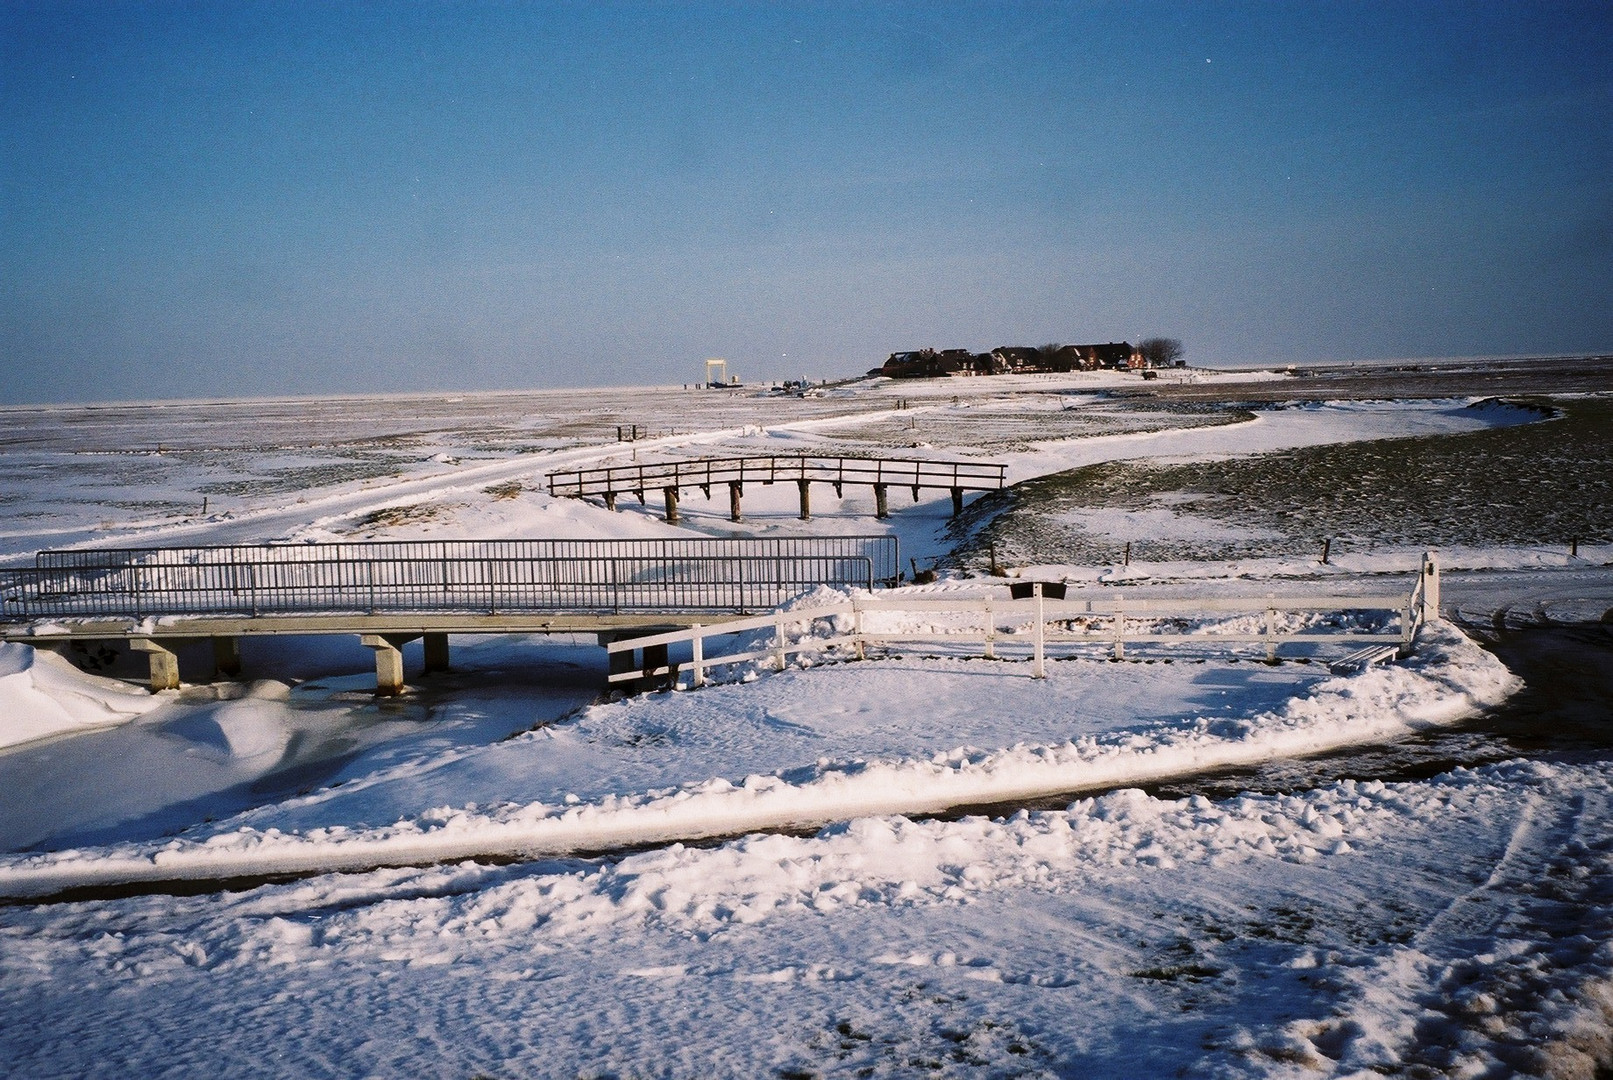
[0,538,897,620]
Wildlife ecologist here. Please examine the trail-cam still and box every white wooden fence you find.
[608,552,1442,688]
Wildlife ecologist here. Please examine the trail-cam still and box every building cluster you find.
[871,342,1150,379]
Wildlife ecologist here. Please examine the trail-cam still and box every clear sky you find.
[3,1,1610,403]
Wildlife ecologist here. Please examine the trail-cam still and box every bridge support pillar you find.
[951,487,965,517]
[606,640,637,687]
[212,636,242,679]
[797,479,811,520]
[604,491,617,512]
[874,484,889,519]
[643,643,670,689]
[663,486,680,524]
[423,632,450,674]
[130,639,180,692]
[360,634,414,697]
[728,482,743,522]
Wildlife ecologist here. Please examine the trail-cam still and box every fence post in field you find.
[690,626,705,688]
[774,610,787,671]
[1032,583,1045,678]
[1264,596,1277,662]
[983,597,996,660]
[853,595,865,660]
[1113,593,1125,661]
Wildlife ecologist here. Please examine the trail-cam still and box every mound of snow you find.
[0,623,1518,897]
[0,643,166,749]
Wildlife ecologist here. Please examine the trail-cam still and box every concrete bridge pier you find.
[131,638,180,692]
[874,484,889,519]
[361,633,421,696]
[663,486,680,524]
[423,632,450,674]
[797,479,812,520]
[212,636,242,679]
[728,482,743,522]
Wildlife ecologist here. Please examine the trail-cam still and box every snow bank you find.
[0,623,1517,897]
[0,643,165,749]
[5,756,1608,1080]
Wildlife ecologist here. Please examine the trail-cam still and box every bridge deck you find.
[2,536,898,621]
[0,537,898,692]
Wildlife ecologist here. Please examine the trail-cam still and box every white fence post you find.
[1265,595,1277,663]
[1422,550,1441,624]
[853,594,865,661]
[1032,583,1045,678]
[1113,592,1125,661]
[690,625,705,688]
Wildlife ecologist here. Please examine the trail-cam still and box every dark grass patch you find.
[953,397,1613,570]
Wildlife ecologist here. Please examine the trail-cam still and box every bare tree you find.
[1138,337,1184,368]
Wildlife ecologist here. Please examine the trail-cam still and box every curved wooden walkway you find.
[547,454,1006,521]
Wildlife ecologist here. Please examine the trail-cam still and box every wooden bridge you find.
[546,454,1008,523]
[0,537,898,695]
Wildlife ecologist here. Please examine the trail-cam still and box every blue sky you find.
[3,1,1609,403]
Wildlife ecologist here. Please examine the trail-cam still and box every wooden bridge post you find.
[728,482,743,522]
[1422,551,1441,624]
[604,491,617,512]
[951,488,964,517]
[423,632,450,674]
[662,486,680,524]
[131,638,180,692]
[873,484,889,519]
[797,479,811,520]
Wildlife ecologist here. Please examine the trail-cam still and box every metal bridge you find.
[0,536,898,694]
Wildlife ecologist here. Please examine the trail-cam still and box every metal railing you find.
[0,537,899,620]
[548,454,1007,499]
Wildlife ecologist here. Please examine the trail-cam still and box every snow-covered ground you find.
[2,372,1611,1078]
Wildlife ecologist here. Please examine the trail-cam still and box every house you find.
[878,348,991,379]
[877,341,1141,379]
[988,346,1044,374]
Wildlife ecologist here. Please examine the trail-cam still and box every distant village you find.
[870,339,1184,379]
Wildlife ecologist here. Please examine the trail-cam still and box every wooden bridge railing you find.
[546,454,1007,522]
[608,553,1441,687]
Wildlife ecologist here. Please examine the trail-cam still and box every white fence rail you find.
[608,553,1442,687]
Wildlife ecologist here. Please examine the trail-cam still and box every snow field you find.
[3,381,1609,1077]
[3,757,1609,1078]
